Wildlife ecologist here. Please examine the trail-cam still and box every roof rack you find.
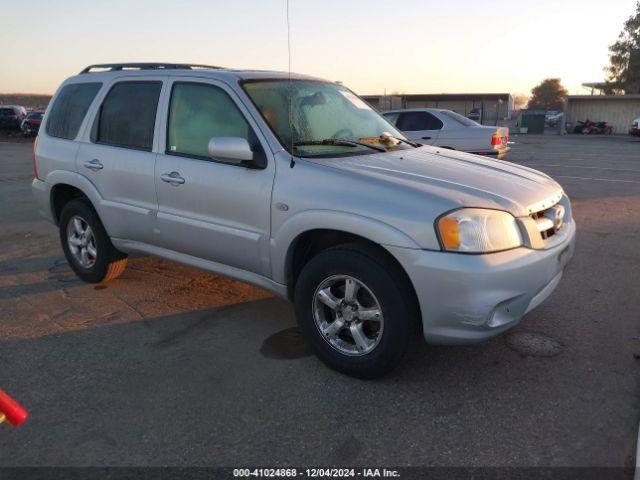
[79,63,223,74]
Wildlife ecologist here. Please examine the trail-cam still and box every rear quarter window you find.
[46,83,102,139]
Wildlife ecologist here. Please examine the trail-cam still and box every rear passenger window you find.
[94,81,161,150]
[397,112,443,131]
[46,83,102,139]
[424,112,444,130]
[167,82,256,160]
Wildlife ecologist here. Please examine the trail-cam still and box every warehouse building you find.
[361,93,513,126]
[563,94,640,134]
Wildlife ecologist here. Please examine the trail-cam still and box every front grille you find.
[530,202,567,240]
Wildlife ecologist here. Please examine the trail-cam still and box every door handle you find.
[421,136,431,140]
[83,159,103,171]
[160,171,186,185]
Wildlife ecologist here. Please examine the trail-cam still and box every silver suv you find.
[32,63,576,378]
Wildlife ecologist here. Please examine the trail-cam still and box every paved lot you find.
[0,135,638,469]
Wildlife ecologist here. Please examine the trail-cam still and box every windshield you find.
[26,112,43,119]
[243,80,410,157]
[439,110,479,127]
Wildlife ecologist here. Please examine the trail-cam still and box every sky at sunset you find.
[0,0,636,97]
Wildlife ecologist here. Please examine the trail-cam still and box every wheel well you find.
[285,230,419,314]
[51,184,88,224]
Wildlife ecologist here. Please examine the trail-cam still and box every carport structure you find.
[563,94,640,134]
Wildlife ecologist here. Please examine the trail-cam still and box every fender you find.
[270,209,422,284]
[45,170,126,237]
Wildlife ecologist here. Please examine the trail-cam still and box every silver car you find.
[383,108,511,158]
[32,63,576,378]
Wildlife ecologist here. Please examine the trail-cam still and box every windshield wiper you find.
[294,138,387,153]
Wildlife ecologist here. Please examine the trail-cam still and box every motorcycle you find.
[573,119,613,135]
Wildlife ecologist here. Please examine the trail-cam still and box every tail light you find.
[33,136,40,180]
[504,134,509,143]
[491,133,501,146]
[0,389,28,427]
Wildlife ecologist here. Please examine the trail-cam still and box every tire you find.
[59,199,128,283]
[294,244,420,379]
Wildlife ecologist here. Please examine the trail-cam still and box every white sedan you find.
[383,108,511,159]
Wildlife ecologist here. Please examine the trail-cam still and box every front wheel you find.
[59,199,128,283]
[294,245,419,378]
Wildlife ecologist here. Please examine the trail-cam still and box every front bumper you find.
[387,218,576,345]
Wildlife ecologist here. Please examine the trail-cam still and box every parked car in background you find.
[383,108,510,158]
[0,105,26,130]
[545,110,559,121]
[468,108,481,121]
[546,112,563,127]
[32,63,574,378]
[21,111,44,137]
[630,118,640,136]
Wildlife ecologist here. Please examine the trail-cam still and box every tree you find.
[512,94,529,111]
[606,1,640,94]
[527,78,568,111]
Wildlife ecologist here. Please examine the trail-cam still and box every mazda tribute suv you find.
[32,63,576,378]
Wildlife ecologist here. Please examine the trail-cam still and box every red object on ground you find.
[0,389,28,426]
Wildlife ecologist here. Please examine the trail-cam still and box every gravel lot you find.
[0,134,638,471]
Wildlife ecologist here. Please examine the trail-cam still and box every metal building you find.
[361,93,513,126]
[563,95,640,134]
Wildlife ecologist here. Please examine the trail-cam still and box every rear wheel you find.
[294,245,419,378]
[59,199,127,283]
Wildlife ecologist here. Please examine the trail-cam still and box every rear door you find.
[154,78,275,277]
[76,77,165,243]
[392,111,442,144]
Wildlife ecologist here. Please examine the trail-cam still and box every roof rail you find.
[79,63,223,74]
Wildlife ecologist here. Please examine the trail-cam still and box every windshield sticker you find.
[340,91,370,109]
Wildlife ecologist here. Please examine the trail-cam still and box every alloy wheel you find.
[66,215,97,268]
[312,275,384,356]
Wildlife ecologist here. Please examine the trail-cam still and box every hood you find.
[313,146,563,217]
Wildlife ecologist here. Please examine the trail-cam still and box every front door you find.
[154,79,275,277]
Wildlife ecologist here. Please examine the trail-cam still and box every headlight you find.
[436,208,523,253]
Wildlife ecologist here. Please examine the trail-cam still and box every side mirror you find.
[208,137,254,165]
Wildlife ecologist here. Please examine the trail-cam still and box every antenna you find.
[287,0,295,168]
